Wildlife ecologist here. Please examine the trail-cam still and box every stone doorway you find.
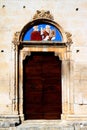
[12,11,73,121]
[23,52,62,120]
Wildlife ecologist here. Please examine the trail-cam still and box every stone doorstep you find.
[16,120,87,130]
[16,126,74,130]
[0,121,87,130]
[0,128,16,130]
[0,120,87,130]
[16,120,74,130]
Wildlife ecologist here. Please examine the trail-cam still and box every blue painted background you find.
[23,23,62,41]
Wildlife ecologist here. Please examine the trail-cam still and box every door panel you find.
[23,52,62,119]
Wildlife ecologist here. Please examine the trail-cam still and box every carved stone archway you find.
[12,10,73,121]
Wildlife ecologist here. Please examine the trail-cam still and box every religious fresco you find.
[23,23,62,41]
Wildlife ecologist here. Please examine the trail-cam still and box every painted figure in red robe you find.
[30,25,42,41]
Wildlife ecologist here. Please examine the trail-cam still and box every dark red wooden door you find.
[23,52,62,119]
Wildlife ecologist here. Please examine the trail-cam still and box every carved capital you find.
[33,10,54,20]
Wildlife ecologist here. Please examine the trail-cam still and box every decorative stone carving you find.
[12,32,20,51]
[65,32,72,45]
[22,51,31,60]
[33,10,54,20]
[12,32,20,45]
[55,52,66,61]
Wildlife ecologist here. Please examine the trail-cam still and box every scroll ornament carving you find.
[33,10,54,20]
[12,32,20,46]
[65,32,73,46]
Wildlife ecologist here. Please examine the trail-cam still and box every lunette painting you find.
[23,23,62,41]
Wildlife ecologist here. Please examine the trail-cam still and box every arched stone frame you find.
[12,12,73,121]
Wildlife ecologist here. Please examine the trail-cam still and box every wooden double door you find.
[23,52,62,119]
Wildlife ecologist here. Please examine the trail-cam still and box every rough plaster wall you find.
[0,0,87,114]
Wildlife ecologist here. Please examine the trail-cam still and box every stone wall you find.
[0,0,87,126]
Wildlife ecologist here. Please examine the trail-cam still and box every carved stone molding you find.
[22,51,31,60]
[55,52,67,61]
[33,10,54,20]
